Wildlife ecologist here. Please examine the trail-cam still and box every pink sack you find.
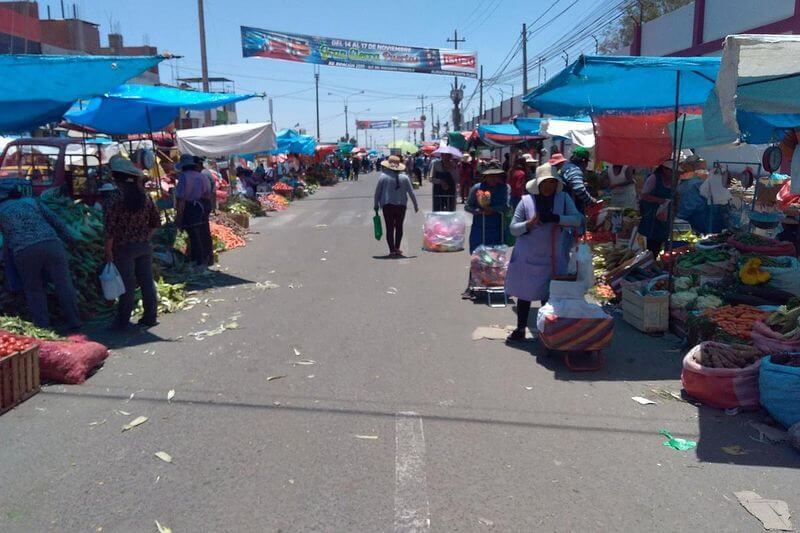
[751,320,800,353]
[681,344,761,410]
[0,330,109,385]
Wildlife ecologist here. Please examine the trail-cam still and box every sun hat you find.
[480,160,505,176]
[461,154,472,163]
[175,154,198,171]
[521,153,538,165]
[527,164,563,195]
[659,159,678,172]
[381,155,406,172]
[548,153,567,166]
[109,155,144,179]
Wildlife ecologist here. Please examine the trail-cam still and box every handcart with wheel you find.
[468,209,509,308]
[538,314,614,372]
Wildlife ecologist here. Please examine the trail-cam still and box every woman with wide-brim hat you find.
[374,155,419,257]
[504,164,584,342]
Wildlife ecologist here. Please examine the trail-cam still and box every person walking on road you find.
[374,155,419,258]
[431,153,457,211]
[504,164,584,342]
[104,155,161,330]
[0,186,82,329]
[352,157,361,181]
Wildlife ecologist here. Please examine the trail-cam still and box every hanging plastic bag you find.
[100,262,126,301]
[372,209,383,241]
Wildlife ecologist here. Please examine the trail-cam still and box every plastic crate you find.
[0,345,40,415]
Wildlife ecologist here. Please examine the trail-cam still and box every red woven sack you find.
[681,344,761,410]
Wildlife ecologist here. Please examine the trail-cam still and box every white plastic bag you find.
[536,297,610,332]
[100,262,126,301]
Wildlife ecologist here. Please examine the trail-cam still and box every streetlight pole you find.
[504,84,515,116]
[329,90,363,141]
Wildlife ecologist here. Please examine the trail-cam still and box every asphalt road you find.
[1,173,798,532]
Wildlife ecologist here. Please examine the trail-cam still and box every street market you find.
[1,1,800,531]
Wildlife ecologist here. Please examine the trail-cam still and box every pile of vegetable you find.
[38,189,111,319]
[692,341,762,369]
[700,305,770,341]
[728,232,795,256]
[220,197,266,217]
[0,333,34,359]
[210,221,246,250]
[589,283,616,303]
[763,298,800,336]
[134,279,191,316]
[672,230,701,246]
[676,248,731,270]
[591,244,635,278]
[0,316,62,340]
[739,257,771,285]
[260,193,289,211]
[210,212,248,239]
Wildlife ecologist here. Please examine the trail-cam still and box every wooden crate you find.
[622,286,669,333]
[229,213,249,229]
[0,345,40,415]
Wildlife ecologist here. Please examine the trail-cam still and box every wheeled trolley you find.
[538,315,614,372]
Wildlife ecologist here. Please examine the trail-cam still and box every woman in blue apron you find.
[504,164,584,342]
[638,161,674,257]
[465,160,509,253]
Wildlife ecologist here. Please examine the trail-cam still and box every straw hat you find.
[527,164,563,195]
[461,154,472,163]
[521,153,538,165]
[109,155,144,180]
[381,155,406,172]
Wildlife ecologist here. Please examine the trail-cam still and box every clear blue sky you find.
[66,0,607,145]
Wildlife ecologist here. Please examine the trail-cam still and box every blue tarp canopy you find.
[672,110,800,148]
[477,123,543,147]
[269,129,316,155]
[513,117,543,136]
[523,55,721,116]
[65,84,258,135]
[0,55,164,133]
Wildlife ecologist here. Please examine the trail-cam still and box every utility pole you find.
[446,29,466,131]
[268,97,274,125]
[197,0,211,127]
[344,103,349,141]
[314,67,320,141]
[417,95,426,142]
[430,103,434,140]
[479,65,484,120]
[522,23,528,95]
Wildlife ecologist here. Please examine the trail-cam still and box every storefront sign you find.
[242,26,478,78]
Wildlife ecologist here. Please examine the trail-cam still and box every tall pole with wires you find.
[314,67,320,141]
[447,29,466,131]
[197,0,211,127]
[479,65,484,121]
[521,23,528,96]
[418,95,426,142]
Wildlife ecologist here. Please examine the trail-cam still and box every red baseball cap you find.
[548,153,567,165]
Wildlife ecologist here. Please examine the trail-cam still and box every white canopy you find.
[176,122,277,158]
[716,34,800,133]
[542,119,595,148]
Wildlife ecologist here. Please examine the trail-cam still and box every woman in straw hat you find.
[504,164,584,342]
[374,155,419,257]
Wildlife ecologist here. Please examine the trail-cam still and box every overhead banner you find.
[241,26,478,78]
[356,119,425,130]
[356,120,392,130]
